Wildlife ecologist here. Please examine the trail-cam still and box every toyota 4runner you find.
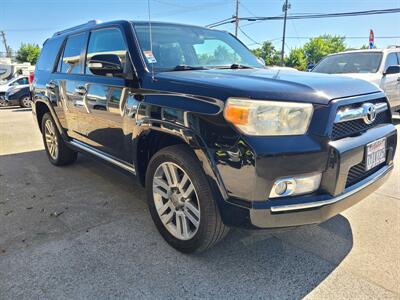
[32,20,397,253]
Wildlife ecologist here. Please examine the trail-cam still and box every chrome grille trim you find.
[334,102,387,124]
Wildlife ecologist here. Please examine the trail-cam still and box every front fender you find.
[133,116,229,202]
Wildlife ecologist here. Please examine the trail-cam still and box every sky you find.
[1,0,399,55]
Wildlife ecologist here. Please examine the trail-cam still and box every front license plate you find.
[365,137,386,171]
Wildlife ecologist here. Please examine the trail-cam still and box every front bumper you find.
[249,164,392,228]
[220,123,397,229]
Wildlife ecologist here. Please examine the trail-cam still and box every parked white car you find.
[0,76,30,106]
[312,48,400,113]
[0,76,29,95]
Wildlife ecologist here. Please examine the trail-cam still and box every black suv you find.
[32,20,397,253]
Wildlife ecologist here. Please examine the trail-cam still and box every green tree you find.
[286,47,307,70]
[303,35,345,64]
[15,43,41,64]
[251,41,281,66]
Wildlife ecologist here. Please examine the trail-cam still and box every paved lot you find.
[0,106,399,299]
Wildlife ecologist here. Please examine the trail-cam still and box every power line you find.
[206,8,400,28]
[238,27,262,45]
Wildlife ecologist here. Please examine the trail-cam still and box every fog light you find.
[275,181,288,195]
[269,173,322,199]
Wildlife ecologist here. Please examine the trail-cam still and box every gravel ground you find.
[0,106,399,299]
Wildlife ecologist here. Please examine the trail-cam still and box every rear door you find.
[56,32,89,140]
[77,27,134,162]
[381,52,400,110]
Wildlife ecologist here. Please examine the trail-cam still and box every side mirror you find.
[383,65,400,75]
[87,54,123,76]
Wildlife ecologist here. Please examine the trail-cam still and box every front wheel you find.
[146,145,229,253]
[41,113,77,166]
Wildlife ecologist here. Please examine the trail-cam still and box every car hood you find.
[154,68,381,104]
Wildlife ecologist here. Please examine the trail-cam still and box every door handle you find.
[75,86,87,95]
[397,77,400,82]
[46,81,57,90]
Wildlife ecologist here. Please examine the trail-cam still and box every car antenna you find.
[147,0,155,81]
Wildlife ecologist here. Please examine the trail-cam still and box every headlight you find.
[224,98,313,136]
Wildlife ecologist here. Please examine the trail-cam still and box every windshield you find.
[133,23,263,71]
[312,52,382,74]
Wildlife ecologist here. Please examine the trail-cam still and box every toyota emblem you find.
[362,103,377,124]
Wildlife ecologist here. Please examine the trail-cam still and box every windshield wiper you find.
[213,64,254,70]
[172,65,209,71]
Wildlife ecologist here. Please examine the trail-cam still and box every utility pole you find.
[0,31,11,58]
[234,0,240,37]
[281,0,290,66]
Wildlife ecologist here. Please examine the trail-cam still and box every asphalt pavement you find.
[0,106,399,299]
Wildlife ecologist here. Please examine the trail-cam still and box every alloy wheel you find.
[44,119,58,160]
[22,97,31,108]
[152,162,200,240]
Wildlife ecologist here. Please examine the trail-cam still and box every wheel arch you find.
[33,99,67,140]
[133,124,229,203]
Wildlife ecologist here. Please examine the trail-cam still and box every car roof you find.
[326,48,400,56]
[50,19,223,39]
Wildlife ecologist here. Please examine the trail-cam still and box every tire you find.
[41,112,77,166]
[145,145,229,253]
[19,96,32,108]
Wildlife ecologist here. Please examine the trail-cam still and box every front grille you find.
[332,111,387,140]
[331,98,390,140]
[345,161,385,188]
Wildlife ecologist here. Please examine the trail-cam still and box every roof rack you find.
[53,20,101,37]
[387,45,400,49]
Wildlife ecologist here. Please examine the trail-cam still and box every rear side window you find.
[36,37,63,72]
[60,32,87,74]
[85,28,127,75]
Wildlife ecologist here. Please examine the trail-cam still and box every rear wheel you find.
[41,113,77,166]
[20,96,31,108]
[146,145,229,253]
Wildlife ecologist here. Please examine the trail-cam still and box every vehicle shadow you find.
[0,106,19,110]
[0,149,353,299]
[11,108,32,112]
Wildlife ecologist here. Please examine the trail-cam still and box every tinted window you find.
[36,37,63,72]
[313,52,382,74]
[384,53,399,70]
[194,39,239,66]
[61,33,87,74]
[16,77,29,85]
[134,23,263,71]
[85,28,127,75]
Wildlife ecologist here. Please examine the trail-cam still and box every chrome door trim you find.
[70,139,136,174]
[270,164,392,213]
[334,102,387,124]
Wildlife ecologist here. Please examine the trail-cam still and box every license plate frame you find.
[365,137,386,171]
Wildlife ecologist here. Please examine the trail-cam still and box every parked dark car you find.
[32,20,397,253]
[3,85,31,108]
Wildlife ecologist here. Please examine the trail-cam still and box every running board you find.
[70,140,136,175]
